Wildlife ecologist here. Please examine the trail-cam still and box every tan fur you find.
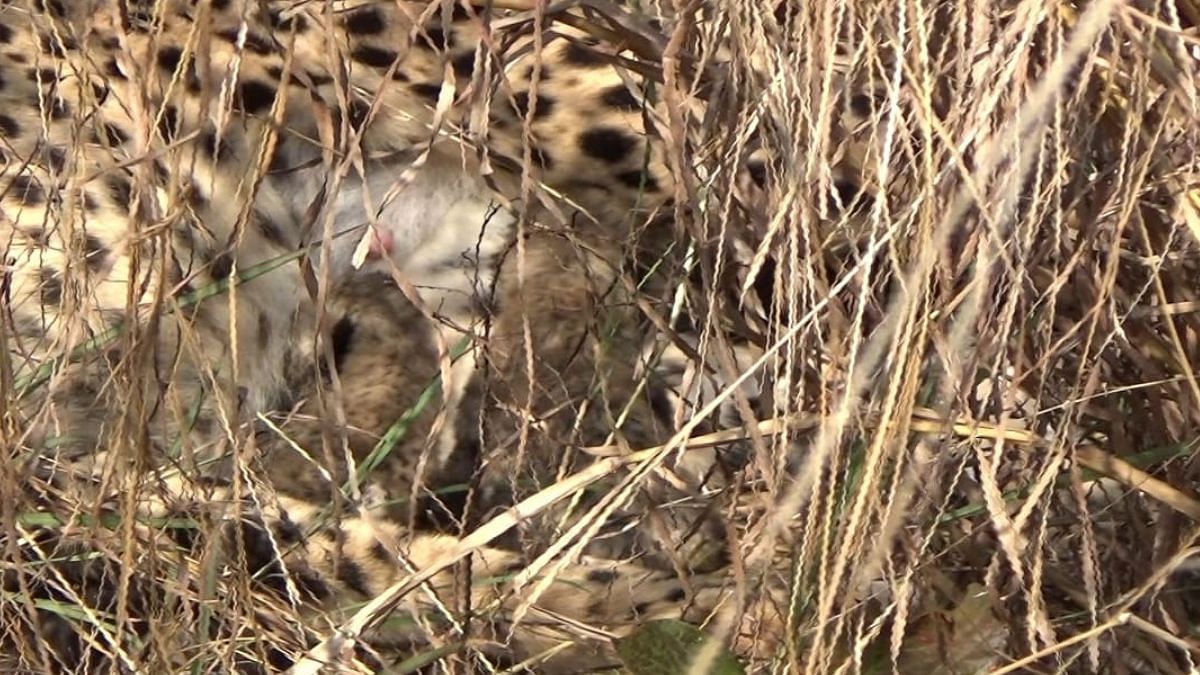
[255,273,450,523]
[0,1,804,670]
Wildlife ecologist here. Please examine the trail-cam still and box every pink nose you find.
[366,227,394,260]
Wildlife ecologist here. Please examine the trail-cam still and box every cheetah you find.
[0,0,799,670]
[0,0,792,469]
[8,266,772,672]
[255,258,692,533]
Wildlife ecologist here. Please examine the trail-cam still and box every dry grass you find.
[3,0,1200,673]
[570,0,1200,671]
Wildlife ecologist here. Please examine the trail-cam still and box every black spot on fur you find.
[601,84,641,111]
[350,45,398,68]
[231,651,284,675]
[257,311,271,351]
[199,129,233,164]
[235,80,276,115]
[0,113,20,136]
[369,542,393,564]
[157,105,180,141]
[450,2,474,22]
[46,95,70,120]
[33,0,67,17]
[664,586,687,602]
[413,487,470,531]
[772,0,790,26]
[103,58,126,80]
[578,127,637,164]
[8,175,44,206]
[230,517,332,602]
[26,67,55,84]
[849,93,874,117]
[415,27,451,51]
[499,558,526,576]
[532,144,555,170]
[344,7,386,35]
[0,23,12,44]
[451,52,475,79]
[143,164,165,191]
[410,83,441,103]
[319,524,346,546]
[215,29,275,56]
[586,569,618,584]
[209,252,233,280]
[304,69,334,86]
[183,69,202,93]
[335,559,372,597]
[44,146,67,173]
[747,159,767,188]
[512,92,555,120]
[99,123,129,146]
[330,316,356,371]
[830,180,863,212]
[193,477,232,493]
[525,64,552,80]
[751,255,779,324]
[274,515,303,545]
[351,645,387,673]
[188,181,209,208]
[252,212,289,249]
[347,98,371,129]
[266,142,291,173]
[37,34,73,58]
[288,562,331,598]
[648,382,674,422]
[264,65,282,80]
[615,170,658,193]
[156,46,183,73]
[165,515,203,550]
[38,268,62,304]
[244,33,277,56]
[18,226,47,246]
[82,192,100,212]
[105,174,132,212]
[563,41,604,67]
[211,0,232,9]
[273,14,309,33]
[83,235,108,272]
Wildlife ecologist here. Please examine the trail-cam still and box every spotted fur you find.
[0,1,807,670]
[9,268,773,672]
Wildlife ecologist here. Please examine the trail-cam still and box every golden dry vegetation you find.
[3,0,1200,673]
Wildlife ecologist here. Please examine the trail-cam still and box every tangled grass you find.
[3,0,1200,673]
[567,0,1200,670]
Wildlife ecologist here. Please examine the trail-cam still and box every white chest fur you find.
[315,153,516,323]
[273,152,513,465]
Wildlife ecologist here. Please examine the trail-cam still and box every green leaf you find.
[616,620,746,675]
